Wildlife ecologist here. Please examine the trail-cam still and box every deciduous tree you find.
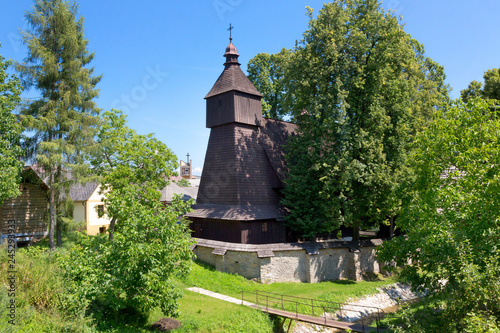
[280,0,449,241]
[247,48,292,120]
[378,98,500,332]
[64,109,194,323]
[16,0,101,249]
[461,68,500,103]
[90,109,178,240]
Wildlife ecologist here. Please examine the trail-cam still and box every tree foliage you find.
[90,109,178,237]
[64,110,194,322]
[0,49,23,204]
[176,178,191,187]
[247,48,292,120]
[16,0,101,249]
[280,0,448,240]
[379,98,500,332]
[461,68,500,103]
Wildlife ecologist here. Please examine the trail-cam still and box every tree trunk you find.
[48,171,56,250]
[56,216,62,247]
[108,216,116,241]
[352,224,360,244]
[389,216,395,239]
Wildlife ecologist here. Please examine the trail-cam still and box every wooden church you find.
[186,38,296,244]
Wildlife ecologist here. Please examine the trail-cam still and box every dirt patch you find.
[151,318,182,332]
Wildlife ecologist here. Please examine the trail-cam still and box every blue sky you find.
[1,0,499,176]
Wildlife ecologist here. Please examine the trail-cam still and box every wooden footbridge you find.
[187,287,388,332]
[242,290,387,333]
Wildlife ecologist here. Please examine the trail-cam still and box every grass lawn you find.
[174,290,275,333]
[179,260,395,303]
[171,260,397,332]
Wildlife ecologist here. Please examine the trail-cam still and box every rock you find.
[151,318,182,332]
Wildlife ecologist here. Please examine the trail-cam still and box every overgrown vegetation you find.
[3,0,499,331]
[379,98,500,331]
[176,178,191,187]
[0,245,93,332]
[1,236,399,332]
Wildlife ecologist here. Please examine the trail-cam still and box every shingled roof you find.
[69,181,99,201]
[205,40,262,99]
[260,118,297,183]
[205,64,262,98]
[187,39,296,243]
[187,204,285,221]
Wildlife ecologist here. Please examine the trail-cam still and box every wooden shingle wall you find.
[1,182,48,240]
[206,91,262,128]
[197,122,282,206]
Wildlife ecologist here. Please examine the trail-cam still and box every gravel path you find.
[186,287,257,307]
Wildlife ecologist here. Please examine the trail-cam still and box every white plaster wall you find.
[87,185,110,226]
[73,202,86,223]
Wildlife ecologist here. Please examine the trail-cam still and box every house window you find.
[99,226,106,234]
[96,204,105,218]
[262,222,268,232]
[183,168,189,175]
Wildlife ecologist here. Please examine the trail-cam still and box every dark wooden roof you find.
[189,40,297,243]
[205,63,262,99]
[186,204,285,221]
[260,119,297,183]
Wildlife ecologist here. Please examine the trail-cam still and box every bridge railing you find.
[241,290,386,332]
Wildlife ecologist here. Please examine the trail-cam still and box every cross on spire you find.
[228,23,234,41]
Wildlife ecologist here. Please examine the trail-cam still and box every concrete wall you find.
[192,238,383,283]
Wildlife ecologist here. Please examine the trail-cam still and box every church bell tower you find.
[205,37,263,128]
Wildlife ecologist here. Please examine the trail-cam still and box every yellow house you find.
[70,182,110,235]
[69,179,198,235]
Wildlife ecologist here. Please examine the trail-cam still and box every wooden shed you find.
[0,166,49,243]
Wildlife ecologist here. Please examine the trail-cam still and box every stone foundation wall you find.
[192,238,383,283]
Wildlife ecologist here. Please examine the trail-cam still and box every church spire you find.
[224,23,240,67]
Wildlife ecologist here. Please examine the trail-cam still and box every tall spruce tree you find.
[0,48,23,204]
[17,0,101,249]
[280,0,449,241]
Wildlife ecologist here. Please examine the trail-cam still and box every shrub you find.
[0,245,94,332]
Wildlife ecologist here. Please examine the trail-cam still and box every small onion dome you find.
[224,38,240,67]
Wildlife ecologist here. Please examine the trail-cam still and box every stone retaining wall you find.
[191,238,383,283]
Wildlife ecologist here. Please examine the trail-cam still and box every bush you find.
[0,245,94,332]
[62,195,194,326]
